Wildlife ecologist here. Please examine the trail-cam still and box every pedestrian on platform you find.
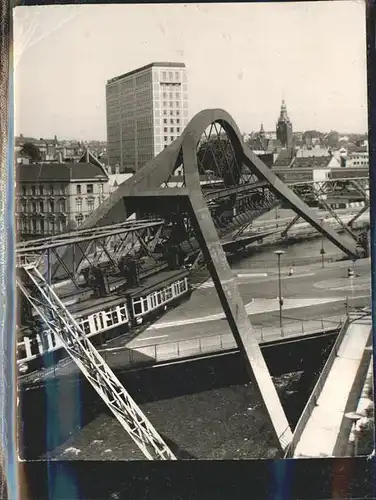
[288,263,294,277]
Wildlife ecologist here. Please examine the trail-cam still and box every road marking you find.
[133,335,169,343]
[197,274,268,289]
[236,273,268,278]
[285,272,315,279]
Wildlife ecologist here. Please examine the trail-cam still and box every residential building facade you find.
[106,62,189,172]
[346,147,369,168]
[16,152,109,239]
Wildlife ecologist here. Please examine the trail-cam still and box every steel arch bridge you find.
[16,109,369,461]
[78,109,361,257]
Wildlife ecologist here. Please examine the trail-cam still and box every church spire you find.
[260,123,265,138]
[276,99,293,148]
[279,100,290,122]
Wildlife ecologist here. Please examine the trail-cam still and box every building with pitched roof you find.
[272,152,340,188]
[292,156,340,169]
[272,148,295,168]
[16,150,109,238]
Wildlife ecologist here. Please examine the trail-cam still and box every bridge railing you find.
[96,316,343,369]
[284,315,351,458]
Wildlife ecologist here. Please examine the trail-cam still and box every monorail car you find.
[17,269,191,374]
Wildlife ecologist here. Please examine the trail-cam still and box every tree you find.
[302,130,322,141]
[19,142,42,162]
[326,131,339,148]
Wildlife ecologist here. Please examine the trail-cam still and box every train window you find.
[165,288,173,300]
[119,306,128,322]
[142,298,148,311]
[150,295,156,309]
[80,320,91,335]
[105,312,114,327]
[111,310,119,324]
[30,337,39,356]
[160,291,166,302]
[133,299,143,315]
[50,333,57,348]
[93,315,100,332]
[99,314,105,330]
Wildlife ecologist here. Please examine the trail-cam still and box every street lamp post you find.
[319,218,325,268]
[274,250,285,332]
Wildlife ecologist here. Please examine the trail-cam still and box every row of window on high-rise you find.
[160,71,181,82]
[162,92,181,100]
[135,73,152,86]
[162,101,181,109]
[163,127,181,134]
[163,118,181,125]
[137,137,153,147]
[162,109,181,116]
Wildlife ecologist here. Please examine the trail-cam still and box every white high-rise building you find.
[106,62,188,172]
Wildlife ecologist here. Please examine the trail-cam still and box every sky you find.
[13,2,368,141]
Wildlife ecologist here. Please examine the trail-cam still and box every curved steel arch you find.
[181,131,293,452]
[80,108,358,258]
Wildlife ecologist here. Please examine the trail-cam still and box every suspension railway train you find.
[17,269,191,374]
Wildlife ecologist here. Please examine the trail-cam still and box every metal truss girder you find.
[347,204,369,227]
[311,185,359,242]
[349,179,369,202]
[16,264,176,461]
[205,180,268,201]
[283,177,368,189]
[243,154,359,258]
[182,134,292,453]
[16,219,164,254]
[54,222,163,281]
[281,214,300,237]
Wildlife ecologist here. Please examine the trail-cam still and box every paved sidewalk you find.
[293,315,372,458]
[150,298,346,330]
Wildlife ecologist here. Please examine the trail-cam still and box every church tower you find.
[276,100,293,148]
[260,123,266,140]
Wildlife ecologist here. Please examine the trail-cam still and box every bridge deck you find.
[293,314,372,458]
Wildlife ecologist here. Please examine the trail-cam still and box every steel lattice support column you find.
[183,133,292,452]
